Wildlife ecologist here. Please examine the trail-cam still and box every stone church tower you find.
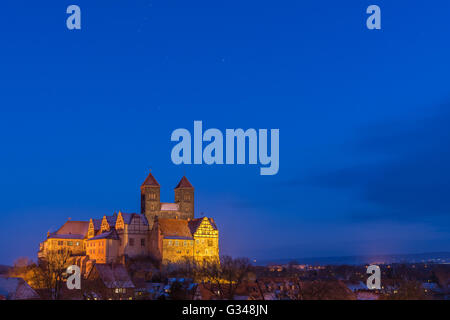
[140,172,161,229]
[141,172,195,229]
[174,176,194,220]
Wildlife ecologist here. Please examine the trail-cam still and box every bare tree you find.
[31,249,73,300]
[197,258,224,299]
[13,257,33,268]
[198,255,252,300]
[165,257,198,279]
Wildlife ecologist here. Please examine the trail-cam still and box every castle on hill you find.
[38,172,219,266]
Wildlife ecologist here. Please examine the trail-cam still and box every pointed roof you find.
[142,172,160,187]
[90,218,103,231]
[175,176,193,189]
[188,217,217,234]
[118,212,149,226]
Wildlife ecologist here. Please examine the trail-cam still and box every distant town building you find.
[84,263,136,300]
[0,276,40,300]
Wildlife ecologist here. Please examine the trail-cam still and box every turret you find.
[140,171,161,229]
[174,176,194,220]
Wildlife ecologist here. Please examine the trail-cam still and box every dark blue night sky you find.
[1,1,450,264]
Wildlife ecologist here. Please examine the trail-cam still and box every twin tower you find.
[140,172,195,229]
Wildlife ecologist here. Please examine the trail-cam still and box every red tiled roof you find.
[141,172,160,187]
[158,218,193,239]
[48,234,85,240]
[55,221,89,237]
[93,264,135,289]
[175,176,193,189]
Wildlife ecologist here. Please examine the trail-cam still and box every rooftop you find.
[158,218,193,240]
[175,176,193,189]
[141,172,160,187]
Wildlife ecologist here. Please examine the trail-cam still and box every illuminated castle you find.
[38,172,219,265]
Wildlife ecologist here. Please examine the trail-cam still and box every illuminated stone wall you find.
[116,213,149,258]
[161,238,195,264]
[40,237,85,258]
[86,238,119,264]
[149,217,219,264]
[174,188,195,221]
[192,218,219,262]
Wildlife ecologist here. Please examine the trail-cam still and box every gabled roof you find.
[188,217,217,234]
[87,229,120,241]
[119,212,149,226]
[157,218,193,240]
[175,176,193,189]
[101,213,117,230]
[92,264,135,289]
[91,218,102,231]
[0,276,40,300]
[54,221,89,237]
[141,172,160,187]
[105,214,117,227]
